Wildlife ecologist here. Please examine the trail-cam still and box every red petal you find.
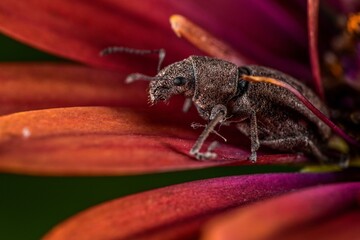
[0,63,149,115]
[0,1,201,75]
[43,173,352,240]
[0,107,305,176]
[0,1,311,79]
[203,182,360,240]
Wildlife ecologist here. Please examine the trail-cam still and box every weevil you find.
[101,47,331,162]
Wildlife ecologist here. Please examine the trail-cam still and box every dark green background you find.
[0,33,298,239]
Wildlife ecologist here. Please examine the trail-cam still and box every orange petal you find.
[203,182,360,240]
[170,14,251,65]
[0,107,306,176]
[43,173,350,240]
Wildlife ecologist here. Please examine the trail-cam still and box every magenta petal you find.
[334,0,360,14]
[43,173,355,240]
[203,181,360,240]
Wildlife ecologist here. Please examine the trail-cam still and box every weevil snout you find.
[149,58,195,103]
[149,81,171,103]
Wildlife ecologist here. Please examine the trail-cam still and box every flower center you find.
[347,13,360,37]
[324,12,360,89]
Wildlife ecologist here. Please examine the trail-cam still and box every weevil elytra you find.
[101,47,331,162]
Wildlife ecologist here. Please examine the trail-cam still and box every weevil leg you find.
[236,119,250,135]
[249,111,260,163]
[261,136,328,162]
[182,98,192,112]
[190,105,227,160]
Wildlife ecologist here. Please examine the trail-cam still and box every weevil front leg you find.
[190,104,227,160]
[249,111,260,162]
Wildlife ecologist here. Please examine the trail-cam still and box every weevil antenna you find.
[100,46,166,72]
[125,73,156,83]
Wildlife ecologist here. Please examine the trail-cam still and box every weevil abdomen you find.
[237,66,331,139]
[230,65,331,160]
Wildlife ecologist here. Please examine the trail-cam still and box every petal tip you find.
[170,14,184,38]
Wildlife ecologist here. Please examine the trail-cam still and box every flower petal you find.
[43,173,354,240]
[0,107,306,176]
[0,1,311,79]
[203,181,360,240]
[308,0,324,99]
[0,63,149,115]
[0,1,197,74]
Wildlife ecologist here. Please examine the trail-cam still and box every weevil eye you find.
[173,76,187,86]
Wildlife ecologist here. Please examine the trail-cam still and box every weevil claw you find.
[191,151,217,160]
[248,152,257,163]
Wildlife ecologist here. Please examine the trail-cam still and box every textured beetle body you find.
[149,55,331,161]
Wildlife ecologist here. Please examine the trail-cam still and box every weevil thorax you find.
[190,56,239,120]
[149,57,195,104]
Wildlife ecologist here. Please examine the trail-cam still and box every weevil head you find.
[149,57,195,104]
